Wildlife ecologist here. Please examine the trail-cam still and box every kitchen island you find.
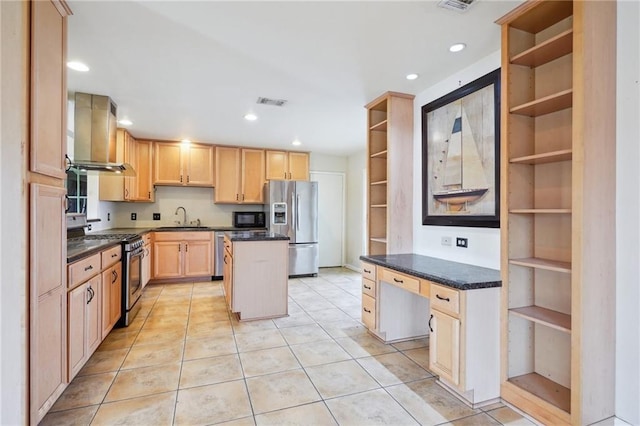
[223,231,289,321]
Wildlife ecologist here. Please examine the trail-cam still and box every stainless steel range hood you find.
[71,92,134,175]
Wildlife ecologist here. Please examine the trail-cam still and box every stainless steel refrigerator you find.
[266,180,319,277]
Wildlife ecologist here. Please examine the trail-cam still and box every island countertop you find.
[359,253,501,290]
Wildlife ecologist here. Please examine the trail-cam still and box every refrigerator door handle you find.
[296,194,301,231]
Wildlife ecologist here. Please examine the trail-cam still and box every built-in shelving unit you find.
[365,92,414,255]
[497,1,616,424]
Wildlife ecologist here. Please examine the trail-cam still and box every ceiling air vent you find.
[256,97,287,107]
[437,0,476,13]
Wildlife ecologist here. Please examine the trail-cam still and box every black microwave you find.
[233,211,266,228]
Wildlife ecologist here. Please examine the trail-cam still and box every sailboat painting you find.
[422,69,500,228]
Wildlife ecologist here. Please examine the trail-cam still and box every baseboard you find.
[344,263,361,272]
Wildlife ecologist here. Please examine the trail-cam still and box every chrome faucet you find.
[175,206,187,226]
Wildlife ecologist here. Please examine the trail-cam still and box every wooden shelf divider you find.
[508,373,571,414]
[509,257,571,273]
[510,306,571,333]
[370,120,388,132]
[509,208,572,214]
[510,89,573,117]
[510,149,572,165]
[511,29,573,67]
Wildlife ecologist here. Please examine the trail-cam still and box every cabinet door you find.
[30,0,67,179]
[30,183,67,418]
[215,146,241,203]
[123,131,137,200]
[186,144,214,186]
[288,152,309,181]
[141,243,151,288]
[265,150,288,180]
[429,309,460,386]
[154,142,183,185]
[184,240,213,277]
[223,250,234,310]
[101,262,122,339]
[241,149,265,203]
[153,241,183,278]
[85,275,102,355]
[136,140,154,201]
[68,283,88,380]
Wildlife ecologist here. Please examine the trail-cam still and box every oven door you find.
[127,248,143,307]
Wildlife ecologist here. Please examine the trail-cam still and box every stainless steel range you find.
[66,215,144,327]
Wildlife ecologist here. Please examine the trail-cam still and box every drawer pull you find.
[363,284,372,290]
[429,314,434,332]
[84,265,93,271]
[393,278,403,283]
[111,253,118,258]
[363,269,371,273]
[363,308,371,313]
[436,294,450,302]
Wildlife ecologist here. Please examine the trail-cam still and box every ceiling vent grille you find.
[256,97,287,107]
[437,0,476,12]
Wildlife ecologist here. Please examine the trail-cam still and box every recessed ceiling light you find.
[244,113,258,121]
[449,43,466,53]
[292,139,302,146]
[118,119,133,126]
[181,139,191,145]
[67,61,89,72]
[406,73,419,80]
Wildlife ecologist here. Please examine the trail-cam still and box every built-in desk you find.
[359,254,501,407]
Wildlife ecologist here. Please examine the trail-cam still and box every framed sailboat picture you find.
[421,69,500,228]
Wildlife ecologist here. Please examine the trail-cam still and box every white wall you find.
[615,2,640,424]
[345,150,366,269]
[0,1,28,423]
[412,50,502,270]
[310,152,347,173]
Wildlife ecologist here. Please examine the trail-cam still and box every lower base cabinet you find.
[152,232,213,280]
[429,308,461,386]
[68,275,101,380]
[101,262,122,339]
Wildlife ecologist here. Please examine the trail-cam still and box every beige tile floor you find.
[42,268,535,426]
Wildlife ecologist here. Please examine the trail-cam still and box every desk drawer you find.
[68,253,101,288]
[361,262,376,281]
[430,283,460,316]
[101,245,121,268]
[380,268,420,294]
[362,294,376,330]
[362,278,376,298]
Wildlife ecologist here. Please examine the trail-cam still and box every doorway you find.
[310,171,345,267]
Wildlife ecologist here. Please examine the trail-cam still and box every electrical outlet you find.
[441,236,452,246]
[456,237,468,248]
[153,213,161,220]
[131,213,137,220]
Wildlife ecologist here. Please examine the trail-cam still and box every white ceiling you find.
[66,0,521,156]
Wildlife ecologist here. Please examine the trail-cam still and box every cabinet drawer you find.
[362,293,376,330]
[142,233,152,245]
[380,268,420,294]
[68,253,101,288]
[430,283,460,316]
[101,245,121,268]
[361,262,376,281]
[362,278,376,298]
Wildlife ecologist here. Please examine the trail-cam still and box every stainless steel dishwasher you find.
[213,231,226,279]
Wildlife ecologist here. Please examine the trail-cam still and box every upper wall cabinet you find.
[215,146,265,204]
[99,130,154,202]
[153,142,214,187]
[497,1,616,424]
[265,150,309,181]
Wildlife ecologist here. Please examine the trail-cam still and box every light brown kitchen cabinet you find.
[141,233,152,287]
[265,150,310,181]
[101,261,121,339]
[67,274,101,380]
[497,1,616,424]
[429,305,461,386]
[222,240,233,309]
[152,232,214,280]
[99,130,155,202]
[28,0,72,422]
[214,146,265,204]
[153,142,214,187]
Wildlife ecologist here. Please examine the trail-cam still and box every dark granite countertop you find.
[359,253,501,290]
[67,240,121,264]
[225,231,289,242]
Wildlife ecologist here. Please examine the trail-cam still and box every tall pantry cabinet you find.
[365,92,414,255]
[27,0,72,424]
[497,1,616,424]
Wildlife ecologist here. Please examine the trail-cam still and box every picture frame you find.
[421,68,501,228]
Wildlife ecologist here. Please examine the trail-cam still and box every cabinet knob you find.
[393,278,404,284]
[180,175,183,183]
[363,307,371,313]
[185,243,188,252]
[187,175,190,183]
[84,265,93,271]
[112,270,118,283]
[363,284,372,290]
[435,294,450,302]
[429,314,434,332]
[363,269,371,273]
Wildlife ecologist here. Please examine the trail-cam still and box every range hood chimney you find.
[71,92,134,175]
